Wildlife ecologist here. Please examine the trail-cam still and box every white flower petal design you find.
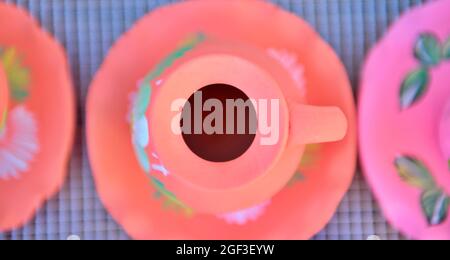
[267,48,306,97]
[151,163,169,177]
[132,116,149,148]
[218,200,271,225]
[0,106,39,180]
[129,87,170,177]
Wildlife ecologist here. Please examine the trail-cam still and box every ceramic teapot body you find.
[133,36,348,214]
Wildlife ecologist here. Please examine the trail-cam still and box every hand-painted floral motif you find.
[129,83,151,173]
[130,33,205,174]
[395,156,450,225]
[286,144,320,187]
[218,200,271,225]
[267,48,306,97]
[150,176,193,215]
[443,37,450,59]
[397,33,450,225]
[0,47,30,102]
[0,106,39,179]
[128,35,313,223]
[400,33,450,109]
[129,34,205,214]
[0,47,38,180]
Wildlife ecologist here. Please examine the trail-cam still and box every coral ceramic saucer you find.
[0,3,75,232]
[87,0,356,239]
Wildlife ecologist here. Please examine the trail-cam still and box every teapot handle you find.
[289,104,348,145]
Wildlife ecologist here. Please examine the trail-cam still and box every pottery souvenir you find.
[360,0,450,240]
[88,0,357,239]
[0,3,75,231]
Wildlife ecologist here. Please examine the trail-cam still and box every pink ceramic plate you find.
[360,0,450,240]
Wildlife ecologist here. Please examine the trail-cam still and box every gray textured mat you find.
[1,0,428,240]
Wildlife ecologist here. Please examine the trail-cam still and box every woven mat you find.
[0,0,429,240]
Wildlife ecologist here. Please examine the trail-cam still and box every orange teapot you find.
[132,36,348,214]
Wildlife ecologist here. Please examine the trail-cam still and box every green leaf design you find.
[150,177,193,215]
[287,172,305,187]
[133,83,151,119]
[299,144,321,168]
[394,156,436,190]
[421,189,450,225]
[0,48,30,102]
[129,34,205,217]
[134,144,150,173]
[414,33,441,66]
[143,33,205,83]
[443,37,450,59]
[400,68,429,109]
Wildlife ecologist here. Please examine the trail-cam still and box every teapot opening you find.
[181,83,257,163]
